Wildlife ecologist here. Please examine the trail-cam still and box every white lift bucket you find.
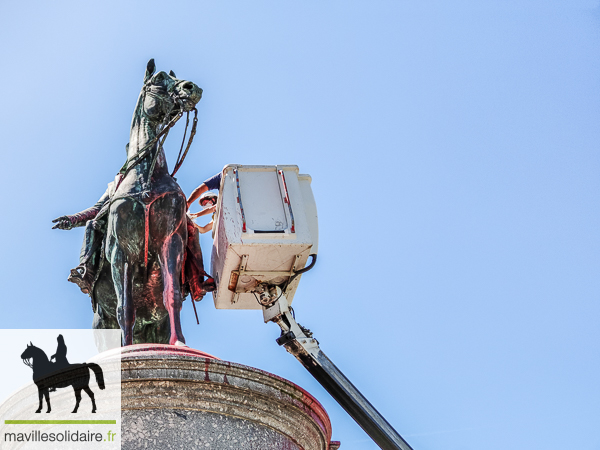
[210,165,318,310]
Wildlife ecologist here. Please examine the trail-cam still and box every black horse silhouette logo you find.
[20,335,105,413]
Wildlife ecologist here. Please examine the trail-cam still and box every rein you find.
[171,108,198,177]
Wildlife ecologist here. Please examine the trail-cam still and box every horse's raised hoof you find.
[91,409,96,414]
[35,409,41,414]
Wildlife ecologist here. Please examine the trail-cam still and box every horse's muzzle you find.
[176,82,202,111]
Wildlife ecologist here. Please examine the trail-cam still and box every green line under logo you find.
[5,420,117,425]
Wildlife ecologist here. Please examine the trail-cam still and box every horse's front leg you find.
[111,254,135,346]
[35,387,43,413]
[107,198,142,346]
[43,389,51,413]
[159,234,186,345]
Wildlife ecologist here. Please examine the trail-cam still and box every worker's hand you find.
[52,215,74,230]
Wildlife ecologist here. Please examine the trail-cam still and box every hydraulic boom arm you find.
[260,286,414,450]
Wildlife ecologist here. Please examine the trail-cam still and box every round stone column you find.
[120,344,337,450]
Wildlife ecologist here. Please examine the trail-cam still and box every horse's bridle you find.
[142,80,200,178]
[116,80,199,191]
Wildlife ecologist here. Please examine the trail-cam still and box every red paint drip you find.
[223,361,230,384]
[181,245,186,285]
[144,206,150,268]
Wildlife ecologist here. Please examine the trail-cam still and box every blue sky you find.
[1,1,599,449]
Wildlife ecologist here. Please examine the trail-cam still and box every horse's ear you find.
[169,70,176,78]
[144,59,156,83]
[29,341,32,346]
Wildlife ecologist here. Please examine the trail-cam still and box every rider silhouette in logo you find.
[48,334,70,392]
[21,336,104,414]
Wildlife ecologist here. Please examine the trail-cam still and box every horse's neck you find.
[127,101,169,178]
[32,350,50,370]
[129,105,158,154]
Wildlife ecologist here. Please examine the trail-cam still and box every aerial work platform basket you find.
[210,164,318,310]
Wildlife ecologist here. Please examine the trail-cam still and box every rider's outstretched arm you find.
[52,188,110,230]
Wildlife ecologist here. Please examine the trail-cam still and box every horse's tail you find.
[86,363,105,390]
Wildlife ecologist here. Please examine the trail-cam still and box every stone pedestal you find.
[120,345,338,450]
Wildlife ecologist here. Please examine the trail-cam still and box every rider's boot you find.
[68,219,102,294]
[68,264,96,294]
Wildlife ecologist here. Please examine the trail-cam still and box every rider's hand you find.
[52,216,74,230]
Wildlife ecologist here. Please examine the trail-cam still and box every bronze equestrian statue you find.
[53,59,212,346]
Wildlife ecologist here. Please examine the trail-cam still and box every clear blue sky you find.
[1,1,599,449]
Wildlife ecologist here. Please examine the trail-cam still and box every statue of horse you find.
[21,343,105,413]
[52,60,204,346]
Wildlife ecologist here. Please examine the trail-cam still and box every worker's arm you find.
[188,172,222,209]
[189,204,216,219]
[193,220,214,234]
[187,183,208,209]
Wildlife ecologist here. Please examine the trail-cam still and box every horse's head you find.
[141,59,202,123]
[21,342,40,368]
